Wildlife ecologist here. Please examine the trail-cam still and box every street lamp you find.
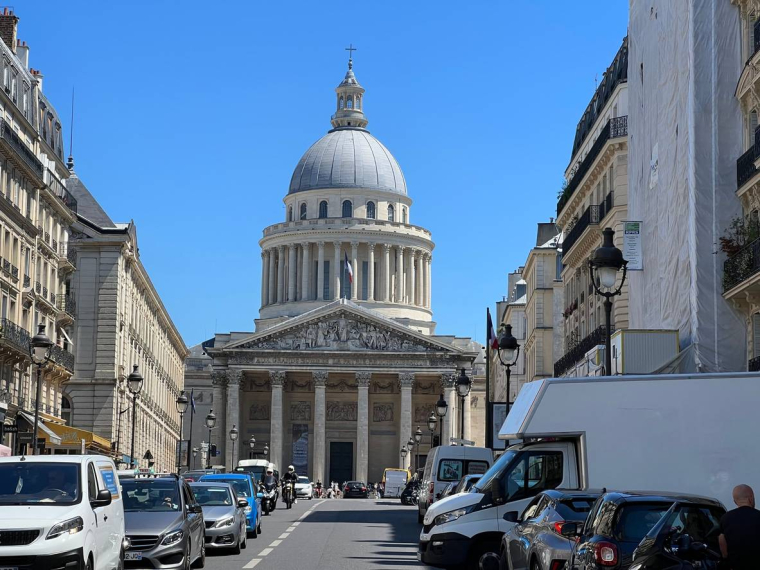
[29,324,52,455]
[427,412,437,448]
[400,446,408,468]
[589,227,628,376]
[496,323,521,414]
[192,447,198,469]
[205,410,216,469]
[229,425,239,471]
[249,435,256,459]
[127,365,143,468]
[175,391,189,475]
[263,443,269,458]
[414,426,422,473]
[435,393,448,446]
[456,369,472,440]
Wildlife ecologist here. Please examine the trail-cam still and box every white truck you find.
[419,372,760,570]
[383,468,409,498]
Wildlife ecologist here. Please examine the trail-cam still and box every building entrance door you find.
[329,442,353,483]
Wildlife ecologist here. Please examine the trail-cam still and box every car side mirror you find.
[90,488,112,508]
[256,493,264,499]
[435,492,441,499]
[238,498,249,508]
[491,478,503,503]
[190,503,203,514]
[560,522,581,539]
[502,511,519,523]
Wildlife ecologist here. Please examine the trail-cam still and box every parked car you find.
[0,455,125,570]
[439,481,458,501]
[401,480,421,505]
[183,470,214,482]
[189,482,248,554]
[500,489,601,570]
[567,491,724,570]
[121,474,206,569]
[199,473,262,538]
[453,475,482,495]
[343,481,369,498]
[295,476,314,499]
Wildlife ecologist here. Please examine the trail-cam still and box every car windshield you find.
[555,497,597,520]
[472,450,517,493]
[122,479,181,512]
[298,477,310,484]
[236,466,265,482]
[0,462,80,505]
[614,503,672,542]
[204,478,249,497]
[191,485,233,506]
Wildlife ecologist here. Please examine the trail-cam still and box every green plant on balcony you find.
[720,214,760,256]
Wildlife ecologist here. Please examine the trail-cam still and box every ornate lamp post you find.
[413,426,422,473]
[249,435,256,459]
[205,410,216,469]
[400,446,408,469]
[589,227,628,376]
[496,323,520,413]
[229,425,239,471]
[456,369,472,440]
[435,393,448,446]
[192,447,198,469]
[427,412,437,448]
[175,391,189,475]
[263,443,269,458]
[127,365,144,468]
[29,324,52,455]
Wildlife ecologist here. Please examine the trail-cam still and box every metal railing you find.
[44,169,78,214]
[44,232,50,245]
[554,325,613,377]
[562,193,614,257]
[754,19,760,58]
[57,294,76,316]
[558,116,627,216]
[737,145,758,189]
[50,292,55,304]
[724,237,760,292]
[42,286,48,298]
[10,265,17,280]
[0,318,31,356]
[34,281,40,294]
[0,119,43,180]
[23,275,29,288]
[50,344,74,372]
[52,239,58,252]
[750,356,760,372]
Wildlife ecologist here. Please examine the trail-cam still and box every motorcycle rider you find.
[315,479,323,498]
[283,465,298,504]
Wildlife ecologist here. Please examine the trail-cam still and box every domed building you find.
[193,59,483,484]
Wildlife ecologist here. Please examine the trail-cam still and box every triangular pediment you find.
[223,300,461,354]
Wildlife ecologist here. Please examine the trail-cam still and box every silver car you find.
[190,482,248,553]
[500,489,600,570]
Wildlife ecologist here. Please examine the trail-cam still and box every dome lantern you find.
[331,50,368,130]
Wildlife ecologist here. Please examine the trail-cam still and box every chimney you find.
[30,68,41,92]
[16,39,28,68]
[0,8,18,53]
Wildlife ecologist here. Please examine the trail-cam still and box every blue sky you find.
[20,1,628,347]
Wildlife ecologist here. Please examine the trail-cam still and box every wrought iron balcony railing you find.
[0,119,43,181]
[50,292,55,304]
[23,274,29,288]
[57,294,76,316]
[724,237,760,292]
[10,265,17,280]
[0,318,31,356]
[737,145,758,189]
[44,232,50,245]
[42,286,48,298]
[754,19,760,58]
[562,192,613,257]
[44,169,78,214]
[34,281,41,294]
[50,344,74,372]
[554,325,613,377]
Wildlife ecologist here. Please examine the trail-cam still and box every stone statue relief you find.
[373,403,394,423]
[326,401,357,421]
[249,403,270,421]
[414,404,434,423]
[291,401,311,421]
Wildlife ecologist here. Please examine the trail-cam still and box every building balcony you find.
[0,118,43,183]
[57,242,76,272]
[737,144,758,190]
[749,356,760,372]
[262,216,433,241]
[44,168,78,215]
[558,116,627,217]
[23,274,29,288]
[49,344,74,373]
[723,237,760,297]
[56,294,75,325]
[34,281,41,294]
[554,325,613,377]
[0,318,31,359]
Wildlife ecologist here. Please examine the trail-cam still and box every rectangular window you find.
[323,260,330,300]
[499,451,564,502]
[361,261,368,300]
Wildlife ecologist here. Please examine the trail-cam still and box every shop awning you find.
[45,422,111,452]
[18,412,62,446]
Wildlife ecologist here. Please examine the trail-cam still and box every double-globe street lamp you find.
[192,447,198,469]
[400,446,408,468]
[205,410,216,469]
[589,227,628,376]
[407,437,414,471]
[455,369,472,440]
[263,443,269,458]
[229,425,239,471]
[249,435,256,459]
[175,391,189,475]
[127,365,144,468]
[413,426,422,473]
[435,393,448,446]
[30,324,53,455]
[427,412,437,448]
[496,323,521,414]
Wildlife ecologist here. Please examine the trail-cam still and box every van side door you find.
[96,460,122,568]
[183,482,203,559]
[86,461,106,567]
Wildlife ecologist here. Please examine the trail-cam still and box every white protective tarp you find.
[628,0,746,372]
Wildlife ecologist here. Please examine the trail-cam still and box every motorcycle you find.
[259,482,277,515]
[282,480,295,509]
[314,485,323,499]
[410,486,420,506]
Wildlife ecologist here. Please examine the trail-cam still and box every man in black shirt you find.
[719,484,760,570]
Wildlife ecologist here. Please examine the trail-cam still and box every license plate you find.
[124,552,143,561]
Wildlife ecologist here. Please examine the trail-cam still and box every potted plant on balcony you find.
[720,214,760,257]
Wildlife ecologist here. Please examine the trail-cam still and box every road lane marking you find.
[269,539,282,547]
[243,559,261,569]
[259,548,273,557]
[278,532,290,539]
[287,526,296,532]
[291,522,300,527]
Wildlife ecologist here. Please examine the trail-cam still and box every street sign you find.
[1,424,18,433]
[17,432,33,443]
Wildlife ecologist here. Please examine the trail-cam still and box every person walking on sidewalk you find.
[719,484,760,570]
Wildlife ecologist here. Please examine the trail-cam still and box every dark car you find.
[567,491,724,570]
[501,489,601,570]
[401,480,420,505]
[343,481,369,498]
[453,475,482,495]
[122,475,206,569]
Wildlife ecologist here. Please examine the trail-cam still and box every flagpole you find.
[187,389,195,472]
[485,308,492,449]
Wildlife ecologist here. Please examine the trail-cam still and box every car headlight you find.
[433,506,475,527]
[214,517,234,528]
[46,517,84,539]
[161,529,184,546]
[244,506,252,513]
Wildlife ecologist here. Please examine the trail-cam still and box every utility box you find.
[610,329,679,375]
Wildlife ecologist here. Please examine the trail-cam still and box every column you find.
[288,244,297,302]
[356,372,371,482]
[399,373,415,470]
[317,242,325,300]
[463,388,472,442]
[277,245,285,303]
[333,241,342,300]
[367,243,375,301]
[269,371,286,471]
[225,369,242,470]
[395,246,405,303]
[441,372,456,446]
[313,371,327,484]
[211,371,227,458]
[351,241,359,300]
[382,244,391,302]
[261,251,268,307]
[426,255,433,308]
[409,249,416,307]
[296,244,303,301]
[301,242,311,301]
[268,249,276,305]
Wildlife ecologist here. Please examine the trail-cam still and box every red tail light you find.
[344,486,350,492]
[593,542,618,566]
[552,521,566,535]
[361,487,366,491]
[549,562,565,570]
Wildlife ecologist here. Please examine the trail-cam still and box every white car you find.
[294,476,314,499]
[0,454,126,570]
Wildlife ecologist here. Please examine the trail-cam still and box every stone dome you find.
[288,127,407,195]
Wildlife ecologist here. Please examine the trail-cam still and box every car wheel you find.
[232,530,242,555]
[183,542,192,570]
[85,556,93,570]
[530,560,542,570]
[241,525,247,549]
[192,539,206,568]
[257,516,262,535]
[468,541,501,570]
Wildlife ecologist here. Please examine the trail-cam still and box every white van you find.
[0,455,126,570]
[235,458,275,483]
[417,445,493,523]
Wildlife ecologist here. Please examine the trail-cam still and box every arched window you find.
[366,201,376,219]
[61,396,72,425]
[387,204,395,222]
[402,207,407,224]
[342,200,353,218]
[347,97,353,109]
[356,96,361,110]
[319,200,328,218]
[288,206,293,222]
[339,96,344,109]
[300,203,307,220]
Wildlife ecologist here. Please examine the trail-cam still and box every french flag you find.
[487,308,499,350]
[345,252,353,283]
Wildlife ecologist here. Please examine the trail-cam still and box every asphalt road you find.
[205,496,430,570]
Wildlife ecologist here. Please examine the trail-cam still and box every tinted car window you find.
[614,503,671,542]
[122,480,181,512]
[0,462,81,504]
[192,486,233,506]
[555,498,596,520]
[438,460,463,482]
[501,451,564,502]
[207,478,249,497]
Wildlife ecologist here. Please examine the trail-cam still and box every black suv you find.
[122,475,206,569]
[566,491,724,569]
